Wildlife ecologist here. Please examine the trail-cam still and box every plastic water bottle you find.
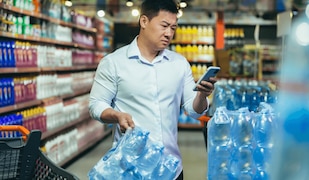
[253,106,276,180]
[249,88,260,112]
[226,86,238,111]
[230,108,254,179]
[207,107,232,180]
[270,7,309,180]
[232,108,253,147]
[122,167,142,180]
[135,143,164,177]
[88,127,181,179]
[254,109,275,148]
[88,154,123,180]
[149,154,179,179]
[120,128,149,162]
[240,90,250,108]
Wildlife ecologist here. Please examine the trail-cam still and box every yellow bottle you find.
[191,64,197,81]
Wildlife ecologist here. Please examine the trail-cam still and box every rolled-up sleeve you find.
[89,57,117,121]
[181,62,209,119]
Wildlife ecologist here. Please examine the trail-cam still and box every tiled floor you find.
[65,129,208,180]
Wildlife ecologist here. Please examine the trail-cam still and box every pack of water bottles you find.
[208,79,278,116]
[88,127,179,180]
[207,103,277,180]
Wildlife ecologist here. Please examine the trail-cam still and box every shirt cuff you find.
[186,97,209,119]
[89,100,111,121]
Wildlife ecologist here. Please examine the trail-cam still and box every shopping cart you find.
[0,125,79,180]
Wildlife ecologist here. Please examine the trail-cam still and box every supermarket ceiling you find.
[70,0,294,17]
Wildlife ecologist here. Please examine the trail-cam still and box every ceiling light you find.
[126,0,133,7]
[65,0,72,7]
[177,9,183,18]
[131,9,140,17]
[97,10,106,17]
[179,0,187,8]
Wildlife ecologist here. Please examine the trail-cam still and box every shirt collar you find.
[127,36,170,63]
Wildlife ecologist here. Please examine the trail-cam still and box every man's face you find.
[143,10,178,51]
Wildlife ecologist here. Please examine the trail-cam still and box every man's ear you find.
[139,15,148,29]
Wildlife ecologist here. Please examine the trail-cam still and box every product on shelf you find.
[224,28,245,48]
[14,76,37,103]
[0,113,23,127]
[95,17,114,51]
[0,77,15,107]
[44,128,79,164]
[174,25,214,44]
[172,44,215,62]
[227,45,258,77]
[21,107,47,132]
[71,11,94,28]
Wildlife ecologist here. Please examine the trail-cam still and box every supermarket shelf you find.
[42,65,98,72]
[0,88,91,114]
[0,67,41,73]
[59,127,112,167]
[262,68,279,73]
[0,31,96,50]
[0,4,96,34]
[0,65,97,74]
[0,99,42,114]
[0,3,112,171]
[60,88,91,100]
[41,113,91,140]
[171,41,215,45]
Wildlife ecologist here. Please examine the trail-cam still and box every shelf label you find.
[277,11,292,37]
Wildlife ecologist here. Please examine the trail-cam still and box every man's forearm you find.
[100,108,120,123]
[193,92,208,114]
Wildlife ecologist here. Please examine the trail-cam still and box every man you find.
[89,0,216,179]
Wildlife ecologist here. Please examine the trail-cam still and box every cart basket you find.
[0,125,79,180]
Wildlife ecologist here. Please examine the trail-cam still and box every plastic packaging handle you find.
[0,125,30,141]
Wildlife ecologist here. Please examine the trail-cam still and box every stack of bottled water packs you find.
[88,127,179,180]
[207,103,277,180]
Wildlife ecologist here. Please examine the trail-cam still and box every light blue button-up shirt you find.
[89,37,208,177]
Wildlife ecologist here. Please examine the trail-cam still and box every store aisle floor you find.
[65,129,208,180]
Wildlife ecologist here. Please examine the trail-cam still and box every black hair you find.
[140,0,179,20]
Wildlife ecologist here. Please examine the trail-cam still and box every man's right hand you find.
[100,108,135,133]
[116,112,135,133]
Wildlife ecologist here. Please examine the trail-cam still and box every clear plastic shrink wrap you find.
[88,127,179,180]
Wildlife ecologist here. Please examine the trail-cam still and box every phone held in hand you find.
[193,66,220,91]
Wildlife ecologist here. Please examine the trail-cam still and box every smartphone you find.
[193,66,220,91]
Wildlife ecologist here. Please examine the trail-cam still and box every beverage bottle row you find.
[174,25,214,44]
[191,64,208,81]
[171,44,215,62]
[210,79,278,115]
[224,28,245,48]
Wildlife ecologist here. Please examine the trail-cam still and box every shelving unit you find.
[215,17,282,82]
[258,44,281,83]
[0,3,113,167]
[170,24,216,75]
